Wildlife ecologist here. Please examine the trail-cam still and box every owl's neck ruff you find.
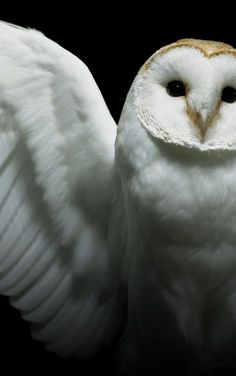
[135,107,236,151]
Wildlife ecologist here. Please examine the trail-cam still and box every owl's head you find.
[118,39,236,156]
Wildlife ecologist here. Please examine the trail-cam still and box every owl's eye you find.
[166,81,186,97]
[221,87,236,103]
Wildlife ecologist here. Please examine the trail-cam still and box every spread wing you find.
[0,21,125,358]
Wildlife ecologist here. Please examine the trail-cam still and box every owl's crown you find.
[162,38,235,58]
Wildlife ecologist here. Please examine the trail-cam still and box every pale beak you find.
[194,110,210,141]
[186,92,220,142]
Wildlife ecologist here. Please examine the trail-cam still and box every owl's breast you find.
[126,151,236,365]
[128,149,236,312]
[133,151,236,248]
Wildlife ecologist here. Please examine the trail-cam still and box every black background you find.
[0,7,235,376]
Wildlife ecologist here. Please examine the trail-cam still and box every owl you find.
[1,20,236,375]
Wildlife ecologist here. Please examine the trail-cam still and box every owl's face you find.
[133,39,236,151]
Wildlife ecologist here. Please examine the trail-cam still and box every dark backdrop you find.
[0,9,235,376]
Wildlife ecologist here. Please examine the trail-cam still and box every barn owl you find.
[1,21,236,375]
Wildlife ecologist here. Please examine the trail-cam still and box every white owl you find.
[1,21,236,374]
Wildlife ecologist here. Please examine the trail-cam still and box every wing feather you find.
[0,21,125,359]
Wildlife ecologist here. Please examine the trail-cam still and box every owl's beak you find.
[186,93,220,142]
[186,106,212,142]
[195,110,209,141]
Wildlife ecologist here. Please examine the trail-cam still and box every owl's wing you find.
[0,21,125,358]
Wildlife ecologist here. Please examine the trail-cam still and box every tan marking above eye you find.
[140,39,236,74]
[175,39,234,55]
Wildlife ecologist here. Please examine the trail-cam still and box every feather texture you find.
[0,21,125,359]
[3,21,236,375]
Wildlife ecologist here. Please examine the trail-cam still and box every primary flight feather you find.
[0,21,123,359]
[1,21,236,374]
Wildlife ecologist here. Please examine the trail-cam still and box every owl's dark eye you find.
[166,80,186,97]
[221,86,236,103]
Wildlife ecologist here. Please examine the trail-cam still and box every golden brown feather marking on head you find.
[175,39,234,56]
[141,38,236,73]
